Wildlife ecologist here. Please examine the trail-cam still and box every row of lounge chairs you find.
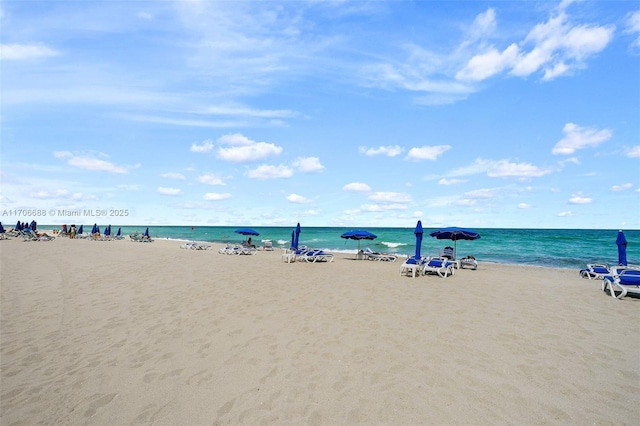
[580,263,640,300]
[282,246,334,263]
[180,241,211,250]
[400,256,457,278]
[218,243,258,255]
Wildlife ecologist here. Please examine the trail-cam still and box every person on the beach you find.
[247,237,256,248]
[69,225,77,239]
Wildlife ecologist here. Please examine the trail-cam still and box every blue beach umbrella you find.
[144,227,149,237]
[116,228,121,237]
[0,222,5,234]
[104,225,111,236]
[16,221,22,231]
[234,228,259,236]
[91,223,97,234]
[30,221,37,231]
[414,220,423,260]
[616,230,628,266]
[293,223,301,250]
[429,227,480,259]
[77,225,84,235]
[340,230,378,255]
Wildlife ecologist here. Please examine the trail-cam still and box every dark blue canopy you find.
[144,227,149,237]
[30,221,37,231]
[0,222,5,233]
[234,228,259,236]
[116,227,121,236]
[104,225,111,236]
[77,225,84,234]
[616,230,628,266]
[430,227,480,259]
[16,221,23,231]
[340,230,377,240]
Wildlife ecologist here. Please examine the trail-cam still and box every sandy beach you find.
[1,236,638,425]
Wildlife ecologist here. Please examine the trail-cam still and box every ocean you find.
[55,225,638,270]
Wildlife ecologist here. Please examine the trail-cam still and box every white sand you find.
[1,236,638,425]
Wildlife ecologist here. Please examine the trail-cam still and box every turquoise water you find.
[52,225,638,270]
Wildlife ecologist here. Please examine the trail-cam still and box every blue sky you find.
[1,0,639,229]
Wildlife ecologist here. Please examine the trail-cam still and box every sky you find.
[1,0,639,229]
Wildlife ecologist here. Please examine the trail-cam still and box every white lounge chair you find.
[299,249,334,263]
[459,256,478,270]
[602,267,640,299]
[580,264,612,280]
[422,257,455,278]
[263,240,274,251]
[400,257,427,278]
[364,248,397,262]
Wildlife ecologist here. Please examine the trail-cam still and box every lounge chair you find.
[460,256,478,270]
[181,241,211,250]
[602,267,640,299]
[263,240,274,251]
[400,256,427,278]
[299,249,334,263]
[422,257,456,278]
[580,264,612,280]
[364,248,398,262]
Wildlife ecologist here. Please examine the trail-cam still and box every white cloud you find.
[518,203,532,209]
[216,133,282,162]
[293,157,324,173]
[190,140,214,153]
[360,203,408,212]
[286,193,311,203]
[359,145,404,157]
[343,182,371,192]
[246,164,293,179]
[406,145,451,161]
[487,160,551,178]
[626,145,640,158]
[0,43,59,60]
[438,178,466,185]
[53,151,135,174]
[558,210,574,217]
[161,172,186,180]
[197,174,225,185]
[458,2,614,82]
[569,194,592,204]
[552,123,612,155]
[625,10,640,49]
[368,192,412,203]
[465,188,501,198]
[611,183,633,192]
[158,187,182,196]
[203,192,231,201]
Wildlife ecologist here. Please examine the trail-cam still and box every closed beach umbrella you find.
[340,230,378,256]
[0,222,4,234]
[91,223,97,234]
[16,221,22,231]
[116,228,121,237]
[293,223,301,250]
[414,220,423,260]
[30,221,37,231]
[144,227,149,237]
[104,225,111,236]
[77,225,84,235]
[429,227,480,259]
[616,230,628,266]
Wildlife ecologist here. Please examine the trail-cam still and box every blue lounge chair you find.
[580,264,612,280]
[400,256,427,278]
[602,268,640,299]
[422,257,456,278]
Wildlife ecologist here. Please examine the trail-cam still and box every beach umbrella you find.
[30,221,37,231]
[15,221,22,231]
[116,228,121,237]
[104,225,111,236]
[293,222,301,250]
[144,227,149,237]
[91,223,97,234]
[234,228,260,236]
[429,227,480,259]
[616,230,628,266]
[340,230,378,255]
[0,222,4,234]
[77,225,84,235]
[414,220,423,260]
